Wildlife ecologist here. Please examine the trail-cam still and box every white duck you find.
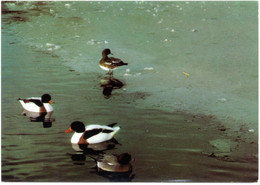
[18,94,54,113]
[65,121,120,144]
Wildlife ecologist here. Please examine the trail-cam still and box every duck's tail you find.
[107,123,117,127]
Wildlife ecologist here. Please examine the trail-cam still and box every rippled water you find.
[1,1,258,182]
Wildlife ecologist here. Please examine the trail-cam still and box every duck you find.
[18,94,54,113]
[65,121,120,144]
[99,48,128,75]
[92,153,132,173]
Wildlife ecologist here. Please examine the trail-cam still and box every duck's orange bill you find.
[65,127,73,133]
[49,100,54,104]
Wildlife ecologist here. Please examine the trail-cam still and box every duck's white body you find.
[71,124,120,144]
[19,97,53,113]
[99,64,116,72]
[71,139,118,152]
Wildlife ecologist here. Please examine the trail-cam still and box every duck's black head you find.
[117,153,132,165]
[102,48,112,57]
[41,94,52,103]
[70,121,85,133]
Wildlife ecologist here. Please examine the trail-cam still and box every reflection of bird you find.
[22,109,54,122]
[100,77,124,98]
[21,110,55,128]
[91,153,132,173]
[67,153,87,166]
[18,94,54,112]
[99,48,128,75]
[65,121,120,144]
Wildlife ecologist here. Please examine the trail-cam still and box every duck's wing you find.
[109,57,123,64]
[96,154,132,173]
[109,57,128,66]
[83,129,103,139]
[19,98,43,107]
[29,99,43,107]
[98,154,118,164]
[102,129,114,133]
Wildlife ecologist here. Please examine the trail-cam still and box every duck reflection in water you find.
[90,153,135,182]
[67,153,87,166]
[100,76,124,98]
[21,109,55,128]
[68,138,120,165]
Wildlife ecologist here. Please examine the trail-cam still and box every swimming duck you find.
[65,121,120,144]
[18,94,54,113]
[99,48,128,75]
[92,153,132,173]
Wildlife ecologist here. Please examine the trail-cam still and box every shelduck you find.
[18,94,54,113]
[65,121,120,144]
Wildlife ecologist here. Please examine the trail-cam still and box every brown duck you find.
[99,48,128,75]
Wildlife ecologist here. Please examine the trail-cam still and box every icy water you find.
[1,1,258,182]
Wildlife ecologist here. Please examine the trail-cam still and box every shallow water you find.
[1,1,258,182]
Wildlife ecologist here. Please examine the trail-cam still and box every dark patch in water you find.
[2,1,55,25]
[210,17,218,20]
[69,16,83,21]
[2,16,28,23]
[119,91,151,102]
[18,173,29,176]
[2,144,19,148]
[2,168,18,173]
[2,175,21,182]
[2,10,28,15]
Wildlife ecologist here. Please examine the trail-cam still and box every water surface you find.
[1,1,258,182]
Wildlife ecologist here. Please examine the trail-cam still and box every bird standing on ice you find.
[99,48,128,76]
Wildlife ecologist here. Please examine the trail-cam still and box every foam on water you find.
[7,1,258,130]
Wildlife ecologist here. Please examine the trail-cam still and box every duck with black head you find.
[65,121,120,145]
[18,94,54,113]
[99,48,128,76]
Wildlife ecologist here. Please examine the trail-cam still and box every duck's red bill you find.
[49,100,54,104]
[65,127,73,133]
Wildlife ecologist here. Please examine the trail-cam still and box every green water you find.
[1,1,258,182]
